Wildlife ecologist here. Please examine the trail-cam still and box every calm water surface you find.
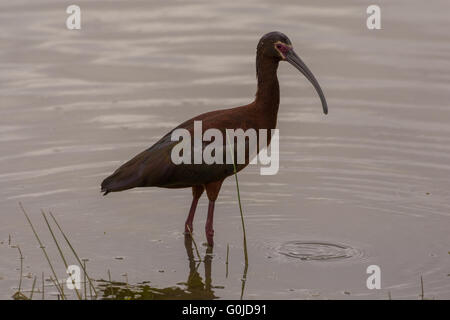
[1,0,449,299]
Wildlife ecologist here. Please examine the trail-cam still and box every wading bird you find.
[101,31,328,246]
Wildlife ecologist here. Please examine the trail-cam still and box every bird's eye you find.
[276,44,282,49]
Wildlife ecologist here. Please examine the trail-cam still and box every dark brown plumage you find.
[101,31,328,246]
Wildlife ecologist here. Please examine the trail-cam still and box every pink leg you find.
[205,201,215,246]
[184,186,204,234]
[184,197,199,234]
[204,180,224,247]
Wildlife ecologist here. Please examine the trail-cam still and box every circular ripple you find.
[278,241,363,261]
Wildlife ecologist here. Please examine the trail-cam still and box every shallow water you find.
[1,0,449,299]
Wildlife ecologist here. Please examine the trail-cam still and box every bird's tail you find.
[100,143,167,196]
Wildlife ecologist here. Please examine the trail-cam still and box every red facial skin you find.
[276,43,290,57]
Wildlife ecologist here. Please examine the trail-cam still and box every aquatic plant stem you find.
[42,210,82,300]
[420,275,424,300]
[225,132,249,300]
[20,203,66,299]
[29,276,37,300]
[48,211,98,298]
[42,272,45,300]
[13,245,24,293]
[226,243,229,278]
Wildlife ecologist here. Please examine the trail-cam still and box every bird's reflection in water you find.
[97,235,222,300]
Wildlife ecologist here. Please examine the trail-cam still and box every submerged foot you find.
[205,229,214,247]
[184,224,193,235]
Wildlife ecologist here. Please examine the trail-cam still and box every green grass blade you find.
[226,243,229,278]
[42,210,82,300]
[20,203,66,299]
[29,276,37,300]
[48,211,98,298]
[225,132,249,300]
[42,272,45,300]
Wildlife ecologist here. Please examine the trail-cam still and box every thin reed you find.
[225,132,249,300]
[20,203,66,299]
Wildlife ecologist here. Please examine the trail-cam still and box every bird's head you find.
[257,31,328,115]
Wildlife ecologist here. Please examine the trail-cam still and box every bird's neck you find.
[255,56,280,123]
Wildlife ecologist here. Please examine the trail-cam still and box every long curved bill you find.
[285,49,328,115]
